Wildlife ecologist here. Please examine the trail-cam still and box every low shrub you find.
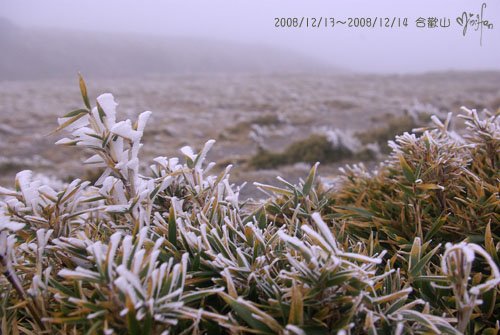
[260,108,500,333]
[0,77,498,334]
[357,102,442,153]
[331,110,499,247]
[249,134,346,169]
[356,114,418,153]
[249,131,377,169]
[221,114,285,140]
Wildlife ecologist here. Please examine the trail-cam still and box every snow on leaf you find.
[96,93,118,126]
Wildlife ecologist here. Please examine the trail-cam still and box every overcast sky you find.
[1,0,499,73]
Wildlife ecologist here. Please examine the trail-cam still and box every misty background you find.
[1,0,500,78]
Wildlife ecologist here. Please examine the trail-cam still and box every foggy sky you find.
[1,0,500,73]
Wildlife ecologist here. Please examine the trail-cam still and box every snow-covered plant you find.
[332,108,499,245]
[0,77,498,334]
[441,242,500,332]
[260,108,500,333]
[405,100,444,124]
[320,127,363,154]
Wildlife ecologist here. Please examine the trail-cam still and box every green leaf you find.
[409,244,441,279]
[399,155,415,183]
[183,288,222,304]
[185,156,194,169]
[424,215,447,241]
[372,289,411,304]
[96,100,106,123]
[168,206,177,247]
[480,274,497,318]
[63,108,89,118]
[413,275,448,283]
[336,206,374,220]
[302,162,319,196]
[51,109,88,134]
[408,237,421,271]
[127,312,141,335]
[256,207,267,230]
[396,310,440,333]
[219,293,274,334]
[254,182,294,197]
[142,313,153,335]
[79,73,91,109]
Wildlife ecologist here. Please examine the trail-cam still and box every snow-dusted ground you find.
[0,72,499,198]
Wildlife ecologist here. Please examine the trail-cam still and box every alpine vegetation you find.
[0,76,498,334]
[249,128,377,170]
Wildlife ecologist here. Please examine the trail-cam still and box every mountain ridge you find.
[0,18,339,80]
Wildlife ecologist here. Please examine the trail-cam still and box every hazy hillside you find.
[0,18,336,80]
